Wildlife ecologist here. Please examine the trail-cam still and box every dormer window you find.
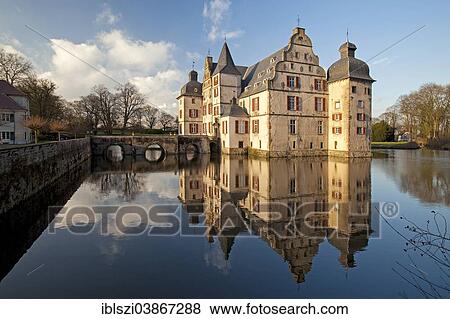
[270,57,277,63]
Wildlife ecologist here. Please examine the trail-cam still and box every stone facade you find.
[178,26,375,158]
[0,138,91,214]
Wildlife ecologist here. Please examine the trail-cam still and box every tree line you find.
[373,83,450,146]
[0,48,177,142]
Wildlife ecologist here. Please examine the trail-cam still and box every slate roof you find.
[221,98,249,117]
[0,80,26,96]
[0,94,27,111]
[327,42,375,83]
[179,70,202,97]
[212,42,241,76]
[239,46,286,98]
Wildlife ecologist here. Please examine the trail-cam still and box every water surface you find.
[0,150,449,298]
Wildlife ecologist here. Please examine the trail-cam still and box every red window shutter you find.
[332,114,335,121]
[323,98,326,112]
[286,75,289,87]
[363,127,366,135]
[235,175,239,188]
[252,98,254,111]
[235,120,239,133]
[296,96,300,110]
[332,127,336,134]
[287,96,290,110]
[244,121,249,134]
[296,77,300,88]
[256,98,259,110]
[314,97,318,111]
[323,80,327,91]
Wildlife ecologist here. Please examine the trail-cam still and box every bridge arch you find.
[105,144,124,162]
[145,143,166,162]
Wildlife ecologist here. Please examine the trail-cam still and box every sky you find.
[0,0,449,116]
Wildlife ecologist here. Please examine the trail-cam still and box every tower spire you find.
[192,60,195,70]
[346,28,349,43]
[297,14,300,27]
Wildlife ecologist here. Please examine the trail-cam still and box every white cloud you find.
[203,0,242,42]
[95,4,121,26]
[0,34,24,55]
[41,29,183,115]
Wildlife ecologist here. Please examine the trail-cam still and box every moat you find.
[0,149,449,298]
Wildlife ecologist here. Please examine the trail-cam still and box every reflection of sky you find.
[1,153,449,298]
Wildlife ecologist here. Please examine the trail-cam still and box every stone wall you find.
[0,138,91,214]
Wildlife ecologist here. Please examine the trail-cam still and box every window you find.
[289,119,296,134]
[352,86,357,93]
[304,53,308,60]
[295,52,299,59]
[287,96,296,111]
[238,141,244,148]
[309,65,313,72]
[320,142,324,149]
[335,101,341,109]
[310,142,313,149]
[357,113,366,121]
[314,79,322,91]
[332,127,342,135]
[287,76,296,88]
[1,131,14,140]
[368,88,372,95]
[213,76,218,86]
[208,104,212,114]
[293,141,296,149]
[332,113,342,121]
[358,100,365,108]
[189,109,198,118]
[189,124,198,134]
[290,63,294,69]
[315,97,325,112]
[252,120,259,133]
[222,120,228,134]
[213,87,218,97]
[259,140,261,148]
[208,122,211,134]
[334,141,338,149]
[357,127,366,135]
[252,176,260,191]
[317,120,323,135]
[251,97,259,111]
[191,98,195,104]
[235,120,248,134]
[179,109,182,118]
[289,178,296,194]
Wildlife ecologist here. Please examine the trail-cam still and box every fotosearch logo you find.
[46,201,398,239]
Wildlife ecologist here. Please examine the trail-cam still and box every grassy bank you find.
[371,141,420,149]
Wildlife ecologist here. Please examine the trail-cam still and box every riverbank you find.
[371,142,420,149]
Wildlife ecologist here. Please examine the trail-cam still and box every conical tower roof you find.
[212,42,241,76]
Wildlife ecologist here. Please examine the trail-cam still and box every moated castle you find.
[177,26,374,158]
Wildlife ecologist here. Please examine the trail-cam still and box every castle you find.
[178,26,374,158]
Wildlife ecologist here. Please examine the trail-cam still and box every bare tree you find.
[91,85,118,134]
[158,112,175,131]
[0,48,33,86]
[18,75,65,120]
[142,104,160,129]
[116,82,145,130]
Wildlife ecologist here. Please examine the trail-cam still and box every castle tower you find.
[327,41,375,157]
[202,42,243,138]
[177,69,203,135]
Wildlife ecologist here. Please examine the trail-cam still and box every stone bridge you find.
[90,135,217,158]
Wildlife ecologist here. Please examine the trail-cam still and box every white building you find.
[0,80,32,144]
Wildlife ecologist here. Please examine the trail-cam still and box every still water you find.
[0,150,449,298]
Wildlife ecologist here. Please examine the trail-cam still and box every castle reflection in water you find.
[179,155,372,283]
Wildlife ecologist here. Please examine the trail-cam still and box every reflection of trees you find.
[88,172,144,201]
[380,152,450,205]
[385,210,450,298]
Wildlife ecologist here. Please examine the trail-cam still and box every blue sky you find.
[0,0,449,115]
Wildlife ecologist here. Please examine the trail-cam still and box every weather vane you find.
[346,28,349,42]
[192,60,195,70]
[297,14,300,27]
